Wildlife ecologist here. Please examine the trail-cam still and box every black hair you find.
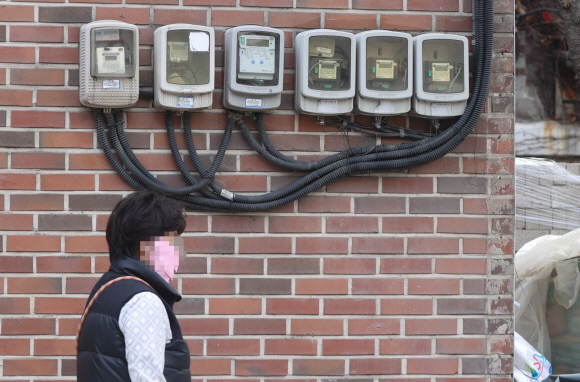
[106,189,186,262]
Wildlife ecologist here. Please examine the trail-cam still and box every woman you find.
[77,189,191,382]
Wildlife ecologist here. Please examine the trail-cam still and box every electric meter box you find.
[295,30,356,115]
[79,20,139,108]
[356,31,413,115]
[153,24,215,111]
[413,33,469,118]
[223,26,284,111]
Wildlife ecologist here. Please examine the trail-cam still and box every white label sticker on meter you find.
[431,103,453,116]
[376,60,395,79]
[189,32,209,52]
[95,29,120,41]
[169,42,189,62]
[316,46,331,54]
[178,97,194,108]
[318,100,338,114]
[432,63,451,82]
[245,98,263,108]
[97,47,125,74]
[102,79,120,89]
[375,100,396,114]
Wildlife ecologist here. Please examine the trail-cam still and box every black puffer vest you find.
[77,257,191,382]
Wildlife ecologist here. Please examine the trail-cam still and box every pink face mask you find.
[143,238,182,283]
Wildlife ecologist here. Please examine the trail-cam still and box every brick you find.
[236,360,288,376]
[0,131,34,147]
[65,236,108,253]
[209,298,261,314]
[234,318,286,334]
[0,47,35,63]
[436,258,487,274]
[69,194,123,211]
[182,278,234,294]
[324,258,376,275]
[380,339,431,355]
[265,339,317,355]
[437,298,487,314]
[0,89,32,106]
[0,5,34,21]
[0,256,33,273]
[325,13,376,29]
[324,299,375,315]
[408,238,459,254]
[35,297,85,314]
[352,278,404,295]
[38,214,92,231]
[241,0,293,6]
[406,319,457,335]
[1,318,55,335]
[40,132,93,148]
[296,237,348,254]
[409,197,460,213]
[11,194,64,211]
[269,11,320,28]
[382,177,433,193]
[154,9,206,25]
[39,6,92,22]
[327,216,378,233]
[293,359,345,376]
[383,217,433,233]
[239,237,292,254]
[268,258,320,275]
[438,217,488,234]
[11,26,64,43]
[437,338,486,354]
[348,319,400,335]
[37,90,81,107]
[297,0,348,8]
[269,134,320,151]
[41,174,94,191]
[323,339,374,355]
[184,236,234,254]
[354,197,406,214]
[4,359,57,376]
[299,196,350,213]
[269,216,321,233]
[212,258,263,274]
[7,235,60,252]
[0,26,4,42]
[12,111,65,128]
[37,256,91,273]
[350,359,402,375]
[407,358,458,375]
[296,279,348,295]
[212,216,264,233]
[410,158,460,174]
[211,10,264,26]
[353,0,402,10]
[96,7,150,24]
[190,359,231,375]
[352,237,404,254]
[8,277,62,294]
[207,339,260,356]
[409,0,458,11]
[327,177,378,193]
[381,14,432,31]
[12,153,65,170]
[409,279,460,295]
[34,339,75,356]
[291,319,343,335]
[0,214,32,230]
[381,299,432,315]
[240,278,292,295]
[12,68,64,86]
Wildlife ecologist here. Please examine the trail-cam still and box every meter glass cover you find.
[166,29,211,86]
[422,39,464,94]
[90,28,136,78]
[308,35,351,91]
[365,36,408,92]
[236,32,280,86]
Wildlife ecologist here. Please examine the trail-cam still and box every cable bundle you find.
[94,0,492,212]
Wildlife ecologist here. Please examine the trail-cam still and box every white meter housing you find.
[356,31,413,115]
[295,30,356,115]
[79,20,139,108]
[413,33,469,118]
[224,26,284,111]
[153,24,214,111]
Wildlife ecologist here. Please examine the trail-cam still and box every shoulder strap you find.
[76,275,153,352]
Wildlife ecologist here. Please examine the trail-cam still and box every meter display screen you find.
[90,28,136,78]
[166,29,210,86]
[422,39,464,94]
[236,32,280,86]
[308,36,351,91]
[365,36,408,92]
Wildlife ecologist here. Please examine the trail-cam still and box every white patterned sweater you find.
[119,292,172,382]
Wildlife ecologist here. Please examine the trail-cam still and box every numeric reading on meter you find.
[432,63,452,82]
[238,35,276,81]
[376,60,395,79]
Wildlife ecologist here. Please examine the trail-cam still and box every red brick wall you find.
[0,0,515,380]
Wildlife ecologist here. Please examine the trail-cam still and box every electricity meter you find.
[223,26,284,111]
[153,24,215,111]
[413,33,469,118]
[295,30,356,115]
[356,31,413,115]
[79,20,139,108]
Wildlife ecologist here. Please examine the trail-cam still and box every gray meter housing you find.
[223,26,284,111]
[79,20,139,108]
[413,33,469,117]
[356,31,413,115]
[295,30,356,115]
[153,24,215,111]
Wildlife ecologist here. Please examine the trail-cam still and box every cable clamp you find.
[226,110,244,121]
[399,129,405,138]
[220,189,235,201]
[340,120,348,131]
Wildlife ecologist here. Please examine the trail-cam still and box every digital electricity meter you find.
[153,24,215,111]
[223,26,284,111]
[356,31,413,115]
[413,34,469,118]
[79,20,139,108]
[295,30,356,115]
